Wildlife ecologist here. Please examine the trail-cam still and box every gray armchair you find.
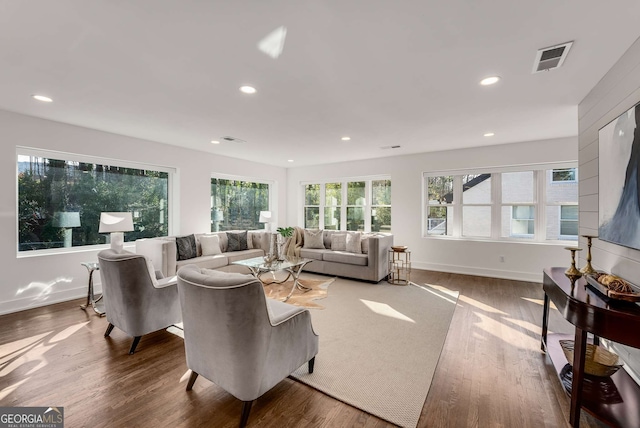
[97,249,182,354]
[176,265,319,428]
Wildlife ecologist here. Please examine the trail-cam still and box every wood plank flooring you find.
[0,270,608,427]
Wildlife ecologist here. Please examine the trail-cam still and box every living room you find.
[3,2,640,427]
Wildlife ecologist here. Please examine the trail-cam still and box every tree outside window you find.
[211,178,270,231]
[18,154,169,252]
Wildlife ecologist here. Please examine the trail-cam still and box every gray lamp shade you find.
[52,212,81,228]
[99,212,134,233]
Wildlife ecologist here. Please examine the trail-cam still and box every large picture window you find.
[211,177,270,231]
[424,165,578,242]
[302,177,391,233]
[17,151,171,252]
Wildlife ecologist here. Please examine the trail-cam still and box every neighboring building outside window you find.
[302,177,391,233]
[17,151,171,252]
[211,177,271,231]
[424,165,578,242]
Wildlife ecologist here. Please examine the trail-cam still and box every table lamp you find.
[99,212,134,252]
[53,211,81,247]
[259,211,272,231]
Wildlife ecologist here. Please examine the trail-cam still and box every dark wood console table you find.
[541,267,640,427]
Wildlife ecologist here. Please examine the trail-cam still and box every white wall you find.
[0,110,287,314]
[287,137,578,282]
[578,35,640,380]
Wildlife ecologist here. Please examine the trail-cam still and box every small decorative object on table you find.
[564,246,583,280]
[388,247,411,285]
[560,339,622,377]
[276,227,294,260]
[586,272,640,302]
[581,235,597,275]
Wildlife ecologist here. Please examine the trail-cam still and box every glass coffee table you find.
[232,256,312,302]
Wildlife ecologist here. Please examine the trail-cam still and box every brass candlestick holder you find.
[581,235,597,275]
[565,247,583,279]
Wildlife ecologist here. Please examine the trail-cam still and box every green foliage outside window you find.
[18,155,169,251]
[211,178,269,231]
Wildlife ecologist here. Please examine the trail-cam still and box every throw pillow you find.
[346,232,362,254]
[176,234,197,261]
[330,233,347,251]
[360,233,375,254]
[200,234,222,256]
[303,229,325,249]
[226,231,248,252]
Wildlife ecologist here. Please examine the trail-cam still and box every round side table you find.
[388,248,411,285]
[81,262,105,316]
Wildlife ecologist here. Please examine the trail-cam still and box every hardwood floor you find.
[0,270,607,427]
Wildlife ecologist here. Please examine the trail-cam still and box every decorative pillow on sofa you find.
[303,229,325,249]
[226,231,248,252]
[200,234,222,256]
[346,232,362,254]
[176,234,197,261]
[330,234,347,251]
[360,233,375,254]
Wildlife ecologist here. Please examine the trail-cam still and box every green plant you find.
[276,226,294,238]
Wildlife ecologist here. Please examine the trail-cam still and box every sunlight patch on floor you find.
[0,332,51,364]
[413,283,458,305]
[50,322,89,343]
[360,300,415,323]
[521,297,557,310]
[502,317,541,335]
[474,312,536,347]
[458,295,507,315]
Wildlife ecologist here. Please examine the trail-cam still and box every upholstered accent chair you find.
[176,265,319,428]
[97,249,182,354]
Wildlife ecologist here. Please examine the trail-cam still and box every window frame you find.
[16,146,176,257]
[422,162,578,244]
[300,175,391,233]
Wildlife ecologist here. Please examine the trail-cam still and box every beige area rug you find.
[290,277,459,428]
[262,277,334,309]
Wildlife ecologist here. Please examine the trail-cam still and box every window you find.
[371,179,391,232]
[304,184,320,229]
[302,177,391,232]
[424,164,578,242]
[211,178,270,231]
[426,176,453,236]
[18,151,171,252]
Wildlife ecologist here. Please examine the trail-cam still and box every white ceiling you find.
[1,1,640,167]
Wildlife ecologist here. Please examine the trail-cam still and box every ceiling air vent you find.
[380,145,401,150]
[532,41,573,73]
[221,136,246,144]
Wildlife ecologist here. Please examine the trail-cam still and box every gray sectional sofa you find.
[135,229,393,283]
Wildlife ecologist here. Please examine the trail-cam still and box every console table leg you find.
[541,293,550,351]
[569,327,588,427]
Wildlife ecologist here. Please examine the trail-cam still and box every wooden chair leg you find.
[104,323,115,337]
[308,356,315,373]
[129,336,141,354]
[186,371,199,391]
[240,400,253,428]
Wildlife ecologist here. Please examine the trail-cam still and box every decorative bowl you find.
[391,246,408,252]
[560,340,622,377]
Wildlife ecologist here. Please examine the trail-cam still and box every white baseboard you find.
[412,261,542,283]
[0,286,87,316]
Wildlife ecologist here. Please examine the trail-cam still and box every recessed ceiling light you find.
[239,86,257,94]
[483,132,495,137]
[32,94,53,102]
[287,159,294,163]
[341,136,351,141]
[479,76,501,86]
[211,140,220,144]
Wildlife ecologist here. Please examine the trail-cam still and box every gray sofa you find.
[136,229,393,283]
